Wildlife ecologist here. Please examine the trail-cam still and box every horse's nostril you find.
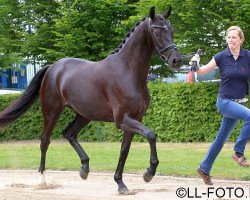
[173,57,182,63]
[172,57,182,68]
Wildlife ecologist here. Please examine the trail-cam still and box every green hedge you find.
[0,82,245,142]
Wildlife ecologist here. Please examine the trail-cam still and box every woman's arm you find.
[196,58,217,75]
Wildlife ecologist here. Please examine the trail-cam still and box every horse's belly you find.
[86,113,114,122]
[68,99,114,122]
[79,110,114,122]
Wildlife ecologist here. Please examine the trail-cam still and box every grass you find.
[0,140,249,181]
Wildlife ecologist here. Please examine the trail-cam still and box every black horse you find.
[0,6,182,194]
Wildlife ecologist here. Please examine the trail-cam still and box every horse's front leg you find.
[114,132,134,194]
[120,114,159,182]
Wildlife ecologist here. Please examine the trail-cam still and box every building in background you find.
[0,63,43,90]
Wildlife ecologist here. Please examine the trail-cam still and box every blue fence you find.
[0,65,28,90]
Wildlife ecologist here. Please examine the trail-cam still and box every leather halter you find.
[148,19,177,62]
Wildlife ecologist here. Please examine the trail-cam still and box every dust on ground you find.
[0,170,249,200]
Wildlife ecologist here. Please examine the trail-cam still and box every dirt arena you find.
[0,170,249,200]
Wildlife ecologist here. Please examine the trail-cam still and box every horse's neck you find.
[118,21,152,80]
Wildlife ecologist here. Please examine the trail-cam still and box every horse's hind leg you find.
[114,131,134,194]
[38,97,63,178]
[63,113,90,179]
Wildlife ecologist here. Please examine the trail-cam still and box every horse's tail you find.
[0,65,50,129]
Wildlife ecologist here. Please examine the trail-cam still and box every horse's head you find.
[148,6,182,69]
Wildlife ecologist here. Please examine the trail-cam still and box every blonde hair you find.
[226,26,245,43]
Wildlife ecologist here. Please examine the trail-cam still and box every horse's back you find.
[44,57,98,84]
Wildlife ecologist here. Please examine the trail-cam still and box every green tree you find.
[171,0,247,63]
[0,0,23,68]
[19,0,61,63]
[236,0,250,49]
[49,0,136,62]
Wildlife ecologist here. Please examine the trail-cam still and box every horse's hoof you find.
[143,170,153,182]
[79,169,89,180]
[118,187,129,195]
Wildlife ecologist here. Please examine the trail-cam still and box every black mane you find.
[111,18,147,55]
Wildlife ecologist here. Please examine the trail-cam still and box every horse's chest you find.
[126,95,148,115]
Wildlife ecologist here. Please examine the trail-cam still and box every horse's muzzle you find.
[172,57,182,68]
[170,56,182,69]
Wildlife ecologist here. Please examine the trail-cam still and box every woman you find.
[190,26,250,185]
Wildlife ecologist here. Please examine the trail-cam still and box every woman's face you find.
[226,30,243,51]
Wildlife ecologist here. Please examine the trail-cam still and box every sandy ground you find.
[0,170,249,200]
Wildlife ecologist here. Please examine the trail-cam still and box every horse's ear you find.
[149,6,155,20]
[163,6,172,19]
